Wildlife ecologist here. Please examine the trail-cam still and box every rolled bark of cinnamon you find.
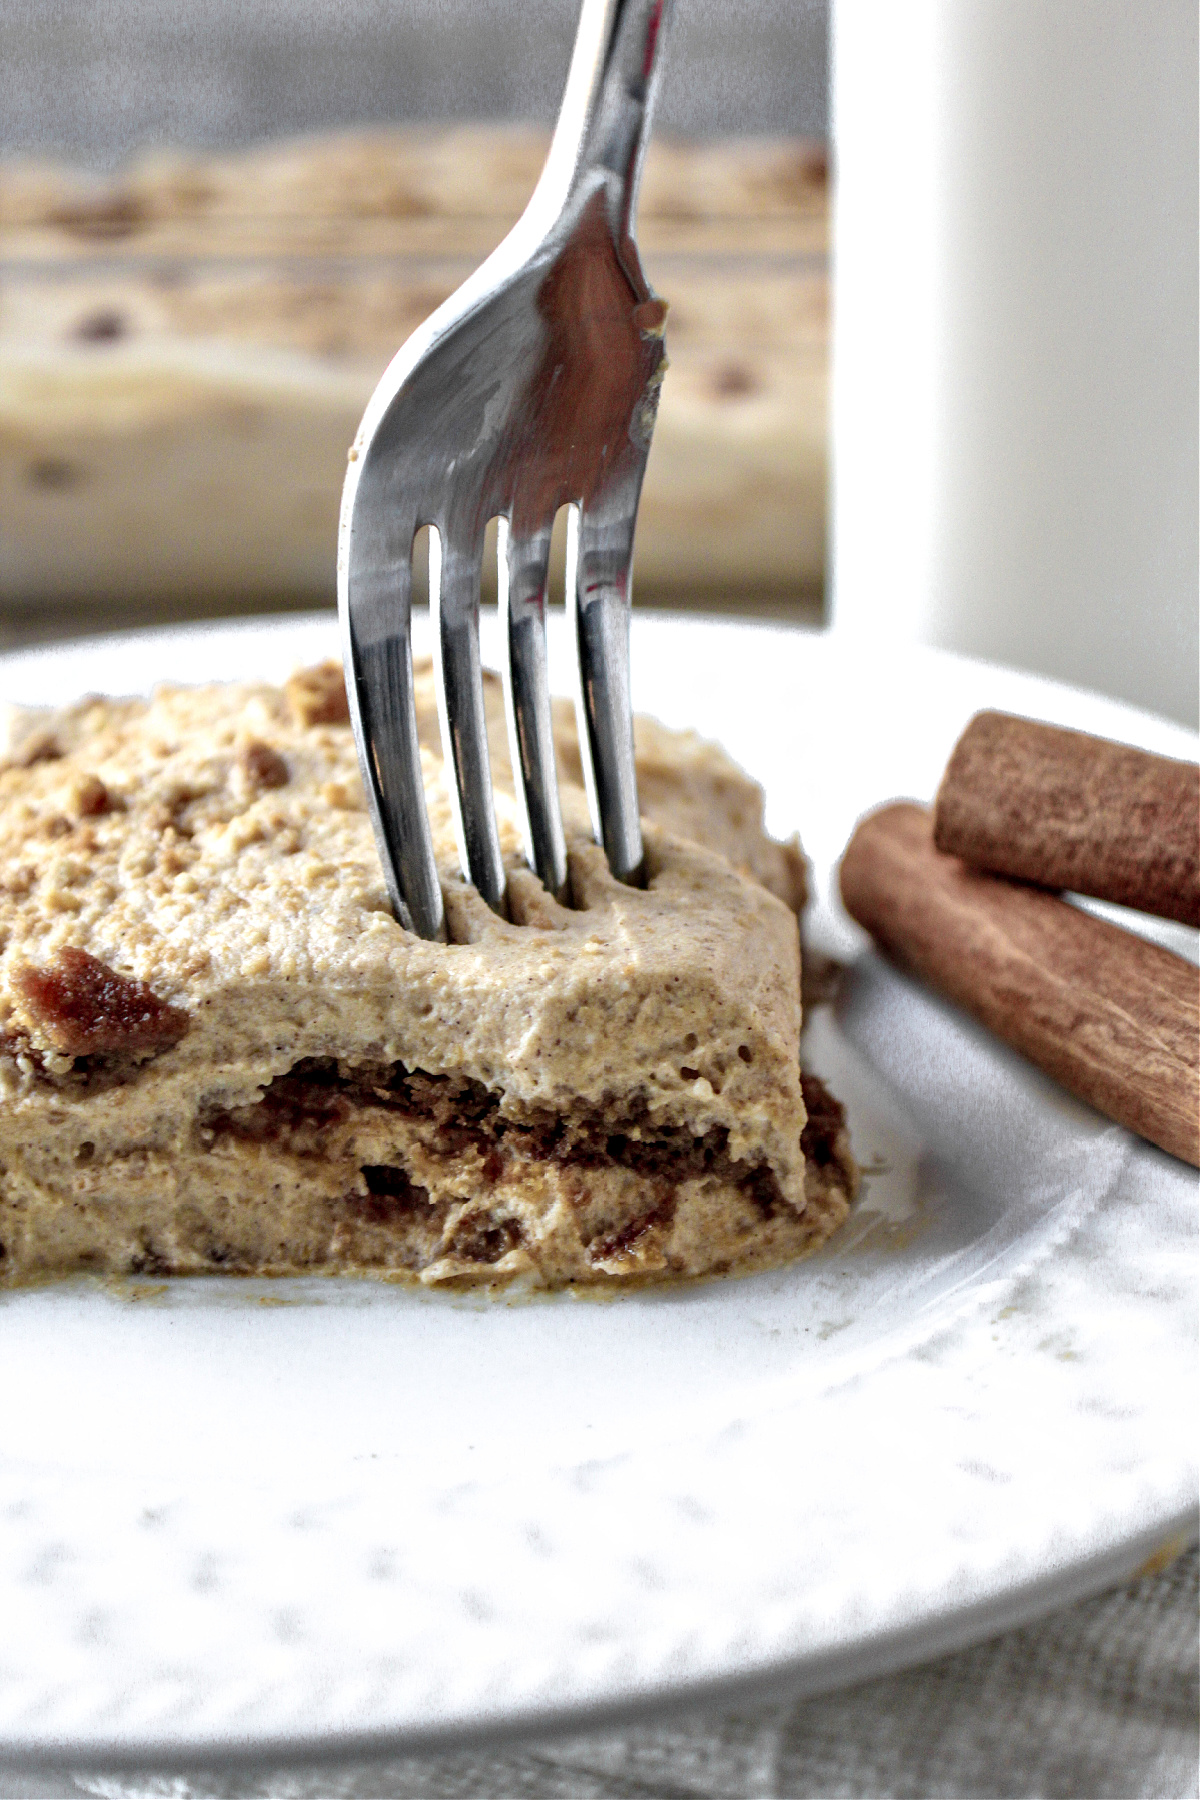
[933,712,1200,927]
[840,802,1200,1166]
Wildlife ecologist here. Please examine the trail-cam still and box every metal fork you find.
[338,0,671,940]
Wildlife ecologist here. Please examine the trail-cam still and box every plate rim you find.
[1,604,1197,748]
[1,1506,1194,1774]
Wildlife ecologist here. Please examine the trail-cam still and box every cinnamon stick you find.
[840,803,1199,1166]
[933,711,1200,926]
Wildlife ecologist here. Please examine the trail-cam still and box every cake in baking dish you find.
[0,659,855,1287]
[1,126,827,607]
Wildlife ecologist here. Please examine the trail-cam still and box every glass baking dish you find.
[1,125,826,620]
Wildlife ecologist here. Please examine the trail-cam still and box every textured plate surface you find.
[0,614,1196,1766]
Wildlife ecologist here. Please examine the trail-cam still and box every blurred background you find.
[0,0,829,640]
[1,0,1196,727]
[1,0,829,154]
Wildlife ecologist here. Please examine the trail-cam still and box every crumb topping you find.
[238,739,290,791]
[286,662,350,728]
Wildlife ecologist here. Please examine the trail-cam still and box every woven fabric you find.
[5,1547,1196,1800]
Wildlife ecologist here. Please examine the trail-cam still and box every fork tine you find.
[340,528,445,941]
[500,516,569,903]
[568,502,645,886]
[431,522,508,914]
[341,1,672,929]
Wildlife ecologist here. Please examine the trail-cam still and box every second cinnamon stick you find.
[933,711,1200,926]
[840,802,1200,1166]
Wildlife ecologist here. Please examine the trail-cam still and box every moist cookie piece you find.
[0,659,855,1288]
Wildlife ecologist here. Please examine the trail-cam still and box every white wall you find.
[832,0,1199,728]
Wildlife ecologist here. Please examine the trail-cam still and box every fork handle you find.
[539,0,672,247]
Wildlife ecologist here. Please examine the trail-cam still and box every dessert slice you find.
[0,659,854,1287]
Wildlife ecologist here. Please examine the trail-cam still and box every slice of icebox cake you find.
[0,658,856,1288]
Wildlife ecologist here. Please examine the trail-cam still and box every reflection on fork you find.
[338,0,672,940]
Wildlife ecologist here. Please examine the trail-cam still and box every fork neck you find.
[533,0,672,251]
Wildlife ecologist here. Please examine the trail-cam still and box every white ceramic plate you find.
[1,614,1196,1769]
